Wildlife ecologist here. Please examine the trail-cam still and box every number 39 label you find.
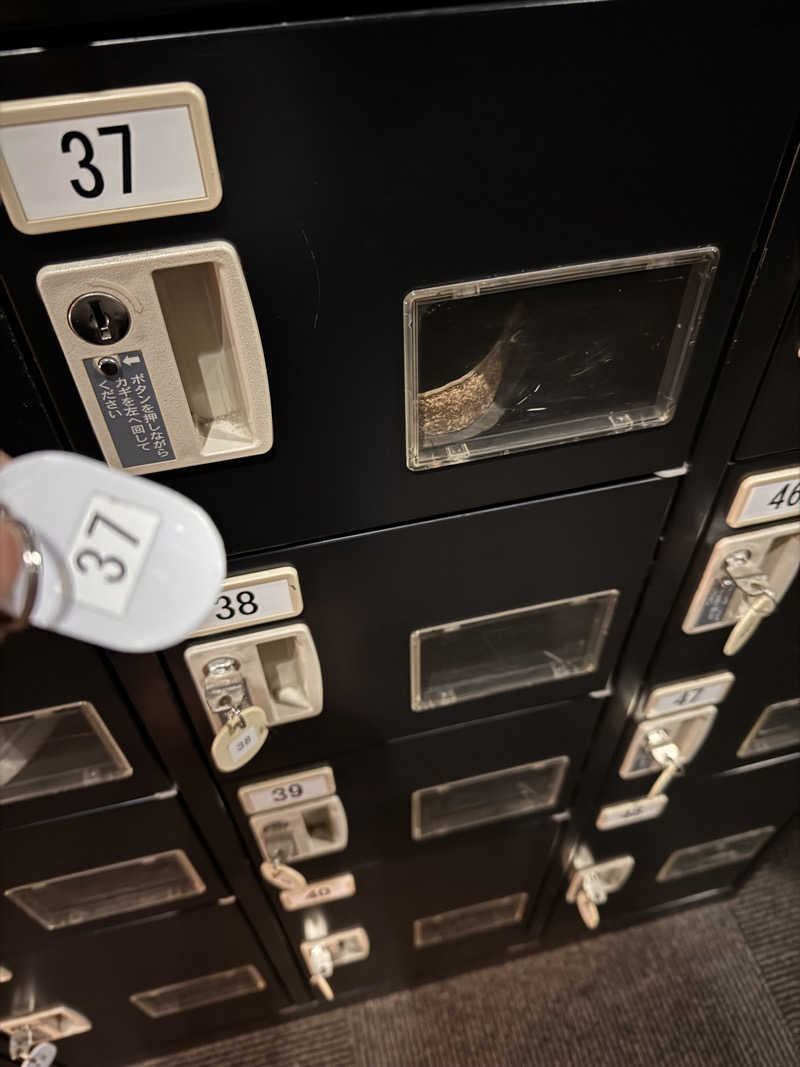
[0,84,221,234]
[68,494,160,615]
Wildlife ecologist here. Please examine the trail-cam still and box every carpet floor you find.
[137,817,799,1067]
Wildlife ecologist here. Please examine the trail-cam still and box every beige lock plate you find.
[682,522,800,634]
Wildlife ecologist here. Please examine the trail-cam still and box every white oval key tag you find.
[576,888,601,930]
[0,451,225,652]
[24,1044,58,1067]
[210,705,268,773]
[260,859,307,890]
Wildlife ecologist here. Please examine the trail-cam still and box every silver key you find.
[724,591,776,655]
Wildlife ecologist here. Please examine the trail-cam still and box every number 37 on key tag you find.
[0,451,225,652]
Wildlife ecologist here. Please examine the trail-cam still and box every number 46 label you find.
[0,83,221,234]
[727,467,800,528]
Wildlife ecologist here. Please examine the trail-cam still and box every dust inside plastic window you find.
[405,247,718,470]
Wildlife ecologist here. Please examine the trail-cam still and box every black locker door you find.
[0,6,796,554]
[167,477,674,775]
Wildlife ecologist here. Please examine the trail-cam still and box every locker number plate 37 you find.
[0,83,221,234]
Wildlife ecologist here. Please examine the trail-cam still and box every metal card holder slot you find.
[738,699,800,759]
[639,672,734,719]
[619,706,717,780]
[185,623,323,733]
[411,756,569,840]
[250,796,348,866]
[0,1006,91,1042]
[239,767,336,816]
[130,965,266,1018]
[36,241,273,475]
[682,523,800,638]
[0,701,132,806]
[413,893,528,948]
[4,850,206,930]
[656,826,776,882]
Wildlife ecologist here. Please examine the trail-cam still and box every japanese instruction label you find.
[83,351,175,467]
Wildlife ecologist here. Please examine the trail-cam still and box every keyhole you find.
[68,292,131,345]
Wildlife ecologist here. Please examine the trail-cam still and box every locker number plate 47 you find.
[0,83,221,234]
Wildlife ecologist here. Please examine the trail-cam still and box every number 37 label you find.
[0,83,221,234]
[68,494,160,615]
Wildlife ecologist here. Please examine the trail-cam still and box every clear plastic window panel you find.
[413,893,528,948]
[738,699,800,759]
[5,850,206,929]
[410,590,618,711]
[412,756,569,840]
[0,702,132,805]
[656,826,776,883]
[130,965,266,1018]
[405,247,718,469]
[0,1006,91,1042]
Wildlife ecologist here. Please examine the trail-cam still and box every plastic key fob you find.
[0,451,225,651]
[210,705,269,772]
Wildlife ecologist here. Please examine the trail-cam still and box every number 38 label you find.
[0,84,221,234]
[194,567,303,637]
[68,494,160,615]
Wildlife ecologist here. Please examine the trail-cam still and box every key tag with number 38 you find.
[0,451,226,652]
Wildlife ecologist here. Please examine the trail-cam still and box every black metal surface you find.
[0,903,288,1067]
[0,5,796,554]
[736,291,800,461]
[167,477,672,777]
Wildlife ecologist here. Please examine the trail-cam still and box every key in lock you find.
[203,656,269,772]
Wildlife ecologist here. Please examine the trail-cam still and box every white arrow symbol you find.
[122,354,141,365]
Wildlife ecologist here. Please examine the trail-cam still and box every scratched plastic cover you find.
[404,247,718,469]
